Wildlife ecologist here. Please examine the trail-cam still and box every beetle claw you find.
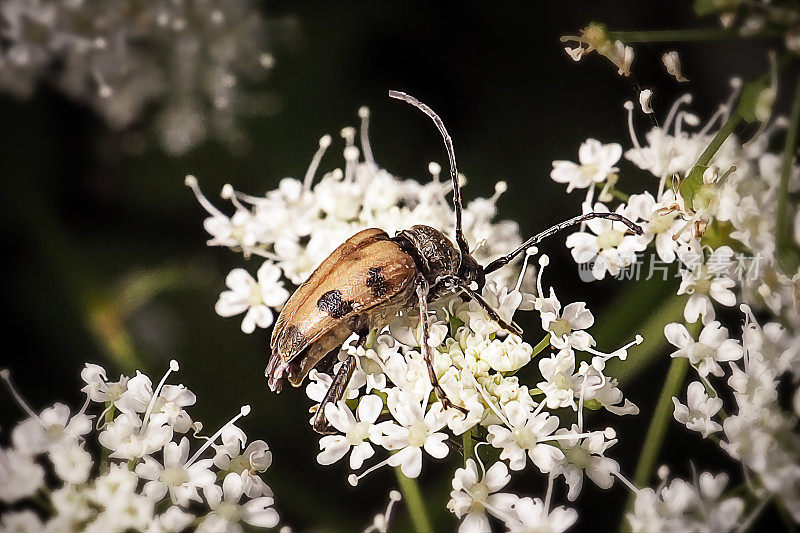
[437,391,469,415]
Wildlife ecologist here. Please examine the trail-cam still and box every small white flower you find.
[49,441,93,485]
[317,395,383,470]
[565,203,648,279]
[447,459,518,532]
[486,401,564,473]
[665,321,743,377]
[200,472,280,532]
[81,363,129,404]
[136,437,216,506]
[662,51,688,82]
[551,139,622,192]
[213,426,273,498]
[98,411,173,459]
[11,403,92,455]
[216,262,290,333]
[537,349,579,410]
[672,381,723,438]
[553,425,619,501]
[536,289,595,350]
[506,497,578,533]
[0,448,45,503]
[379,390,450,478]
[150,506,195,533]
[677,246,737,324]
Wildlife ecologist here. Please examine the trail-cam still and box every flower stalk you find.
[606,27,784,43]
[680,53,794,209]
[394,468,434,533]
[776,77,800,274]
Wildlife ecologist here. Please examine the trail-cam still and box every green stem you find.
[619,356,691,532]
[776,78,800,274]
[603,291,684,387]
[394,468,434,533]
[31,492,54,514]
[632,357,689,487]
[462,429,476,465]
[606,27,784,43]
[532,333,551,357]
[608,187,630,202]
[680,53,794,208]
[680,112,743,206]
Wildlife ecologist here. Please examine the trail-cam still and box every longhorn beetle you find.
[266,91,643,434]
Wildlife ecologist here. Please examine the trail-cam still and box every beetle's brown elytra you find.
[266,91,645,434]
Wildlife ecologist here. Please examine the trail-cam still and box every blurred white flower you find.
[0,0,274,153]
[627,473,744,532]
[672,381,723,438]
[665,321,743,378]
[506,497,578,532]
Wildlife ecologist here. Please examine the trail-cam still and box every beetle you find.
[265,91,643,434]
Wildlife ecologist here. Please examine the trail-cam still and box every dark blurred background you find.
[1,1,791,531]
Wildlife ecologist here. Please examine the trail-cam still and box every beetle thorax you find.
[393,225,461,283]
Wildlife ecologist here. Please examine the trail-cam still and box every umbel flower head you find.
[0,361,281,532]
[190,106,644,531]
[550,70,800,528]
[0,0,274,154]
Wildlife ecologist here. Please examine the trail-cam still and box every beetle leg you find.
[312,354,357,435]
[434,275,523,336]
[416,277,468,415]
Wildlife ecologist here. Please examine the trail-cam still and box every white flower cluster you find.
[192,109,643,532]
[0,0,273,154]
[694,0,800,55]
[0,361,280,532]
[551,87,800,528]
[627,470,745,532]
[560,23,634,77]
[188,108,521,334]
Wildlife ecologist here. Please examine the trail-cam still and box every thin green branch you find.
[462,429,476,465]
[631,357,690,487]
[680,53,794,208]
[603,291,684,387]
[395,468,434,533]
[776,77,800,274]
[619,354,692,532]
[532,333,551,358]
[606,27,784,43]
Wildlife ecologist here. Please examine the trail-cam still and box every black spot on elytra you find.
[317,290,353,319]
[365,267,390,298]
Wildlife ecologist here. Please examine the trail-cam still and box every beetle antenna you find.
[389,90,469,256]
[483,212,644,274]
